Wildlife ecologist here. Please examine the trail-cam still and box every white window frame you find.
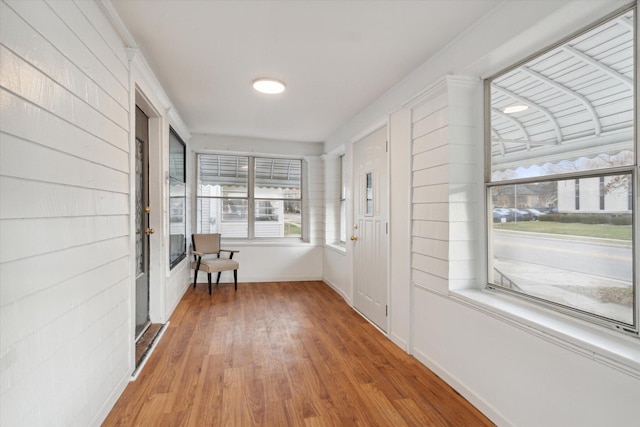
[484,6,638,336]
[196,154,304,241]
[339,154,347,244]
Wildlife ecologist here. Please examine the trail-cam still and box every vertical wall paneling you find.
[388,107,413,351]
[0,0,131,425]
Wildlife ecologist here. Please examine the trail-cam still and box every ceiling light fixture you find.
[252,78,286,94]
[503,105,529,114]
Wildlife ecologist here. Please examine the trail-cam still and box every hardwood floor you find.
[104,281,493,426]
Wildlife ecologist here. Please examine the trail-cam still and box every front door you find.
[135,106,151,340]
[352,127,388,331]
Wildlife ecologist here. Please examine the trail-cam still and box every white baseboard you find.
[411,348,512,427]
[90,368,130,427]
[322,277,352,305]
[194,276,323,284]
[388,332,408,352]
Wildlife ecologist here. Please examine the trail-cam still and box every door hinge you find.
[386,305,388,316]
[386,223,388,234]
[386,140,389,152]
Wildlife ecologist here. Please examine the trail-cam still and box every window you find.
[339,155,346,243]
[197,154,302,239]
[169,128,186,269]
[486,8,637,333]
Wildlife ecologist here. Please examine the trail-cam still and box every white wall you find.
[190,134,324,284]
[323,1,640,426]
[0,1,131,425]
[321,144,353,302]
[0,1,192,425]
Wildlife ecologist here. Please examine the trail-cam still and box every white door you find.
[352,127,388,331]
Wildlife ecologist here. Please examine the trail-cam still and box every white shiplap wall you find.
[411,76,482,295]
[0,0,131,425]
[306,155,325,246]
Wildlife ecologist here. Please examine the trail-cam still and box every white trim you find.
[451,288,640,378]
[325,242,347,254]
[388,332,408,353]
[91,369,131,427]
[350,118,388,146]
[322,278,352,306]
[412,346,513,427]
[130,322,170,380]
[194,275,323,285]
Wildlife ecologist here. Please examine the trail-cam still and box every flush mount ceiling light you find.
[503,105,529,114]
[252,78,286,94]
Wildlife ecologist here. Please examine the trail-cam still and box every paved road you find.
[492,231,633,282]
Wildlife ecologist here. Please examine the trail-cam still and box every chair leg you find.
[216,272,222,285]
[234,270,237,291]
[207,273,212,295]
[194,256,202,290]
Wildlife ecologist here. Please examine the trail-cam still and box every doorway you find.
[352,126,389,331]
[134,106,151,340]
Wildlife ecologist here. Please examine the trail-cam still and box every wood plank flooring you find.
[104,281,493,426]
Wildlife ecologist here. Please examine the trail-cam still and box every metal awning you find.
[490,10,634,169]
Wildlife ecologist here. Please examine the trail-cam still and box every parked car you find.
[510,208,532,221]
[525,208,546,220]
[493,208,514,223]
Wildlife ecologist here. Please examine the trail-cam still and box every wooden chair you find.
[191,234,239,294]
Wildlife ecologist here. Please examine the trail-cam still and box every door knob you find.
[350,235,358,241]
[145,228,155,235]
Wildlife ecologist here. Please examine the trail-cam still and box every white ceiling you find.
[110,0,501,143]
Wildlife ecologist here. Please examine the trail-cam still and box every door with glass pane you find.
[352,127,388,330]
[135,106,151,340]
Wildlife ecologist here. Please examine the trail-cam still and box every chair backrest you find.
[192,233,221,255]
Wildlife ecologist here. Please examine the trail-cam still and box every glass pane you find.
[169,130,185,180]
[340,200,346,243]
[135,138,143,275]
[169,129,186,268]
[254,199,301,238]
[197,197,248,238]
[489,9,635,182]
[169,194,185,265]
[340,155,346,200]
[366,172,373,214]
[254,158,301,198]
[198,154,248,196]
[489,174,633,325]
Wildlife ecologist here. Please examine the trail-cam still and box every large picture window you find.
[486,7,637,333]
[197,154,302,239]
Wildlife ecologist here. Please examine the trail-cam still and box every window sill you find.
[325,242,347,254]
[449,288,640,379]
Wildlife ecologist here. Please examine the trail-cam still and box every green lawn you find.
[285,222,301,236]
[493,221,632,241]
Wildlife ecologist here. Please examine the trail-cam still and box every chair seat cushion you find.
[192,258,239,273]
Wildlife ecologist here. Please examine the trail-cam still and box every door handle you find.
[145,228,155,235]
[350,235,358,241]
